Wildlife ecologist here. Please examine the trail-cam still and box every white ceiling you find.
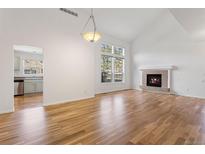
[71,8,205,42]
[170,8,205,41]
[77,8,166,42]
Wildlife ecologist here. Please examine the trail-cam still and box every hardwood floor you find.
[1,90,205,144]
[14,93,43,111]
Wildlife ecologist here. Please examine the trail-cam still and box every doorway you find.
[13,45,44,111]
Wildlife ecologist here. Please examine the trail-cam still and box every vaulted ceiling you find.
[170,8,205,41]
[76,8,205,43]
[77,8,165,42]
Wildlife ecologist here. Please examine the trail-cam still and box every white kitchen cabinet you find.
[24,80,36,94]
[35,80,43,92]
[24,79,43,94]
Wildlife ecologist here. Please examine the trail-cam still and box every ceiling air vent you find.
[59,8,78,17]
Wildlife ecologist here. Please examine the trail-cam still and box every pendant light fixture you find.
[81,9,101,42]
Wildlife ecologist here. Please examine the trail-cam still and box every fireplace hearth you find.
[146,74,162,87]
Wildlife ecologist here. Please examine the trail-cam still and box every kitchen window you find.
[23,59,43,75]
[101,43,125,83]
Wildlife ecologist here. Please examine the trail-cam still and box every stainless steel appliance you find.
[14,79,24,96]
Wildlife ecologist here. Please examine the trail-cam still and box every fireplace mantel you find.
[139,65,175,70]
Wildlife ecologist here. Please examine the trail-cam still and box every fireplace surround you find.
[139,65,174,93]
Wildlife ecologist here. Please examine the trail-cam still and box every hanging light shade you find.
[82,32,101,42]
[81,9,101,42]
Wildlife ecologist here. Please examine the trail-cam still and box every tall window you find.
[23,59,43,75]
[101,43,125,83]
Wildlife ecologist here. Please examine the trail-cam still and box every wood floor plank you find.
[1,90,205,144]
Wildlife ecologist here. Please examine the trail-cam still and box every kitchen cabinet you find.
[35,80,43,92]
[24,79,43,94]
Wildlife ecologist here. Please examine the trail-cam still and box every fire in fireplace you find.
[147,74,162,87]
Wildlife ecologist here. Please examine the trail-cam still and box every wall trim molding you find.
[0,108,14,115]
[43,95,95,107]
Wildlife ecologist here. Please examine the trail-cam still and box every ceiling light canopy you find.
[81,9,101,42]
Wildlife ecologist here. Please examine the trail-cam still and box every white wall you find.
[0,46,14,114]
[131,9,205,99]
[0,9,14,113]
[95,35,131,94]
[0,9,131,113]
[0,8,96,112]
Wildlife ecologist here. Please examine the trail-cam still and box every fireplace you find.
[139,65,174,93]
[146,74,162,87]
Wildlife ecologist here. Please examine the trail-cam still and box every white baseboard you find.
[96,87,131,94]
[0,108,14,115]
[133,88,205,99]
[174,93,205,99]
[43,95,95,107]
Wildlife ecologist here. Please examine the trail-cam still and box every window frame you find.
[100,43,126,83]
[113,57,125,82]
[23,58,43,76]
[101,54,113,83]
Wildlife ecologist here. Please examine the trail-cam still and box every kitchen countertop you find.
[14,76,43,81]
